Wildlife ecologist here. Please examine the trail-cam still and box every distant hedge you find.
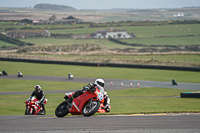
[0,34,35,47]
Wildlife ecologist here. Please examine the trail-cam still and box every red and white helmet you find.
[35,85,41,92]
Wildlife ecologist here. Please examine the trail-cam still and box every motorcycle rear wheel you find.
[55,101,69,117]
[82,100,100,117]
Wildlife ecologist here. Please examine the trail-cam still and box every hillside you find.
[34,4,77,11]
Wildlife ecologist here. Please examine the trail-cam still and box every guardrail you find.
[0,57,200,72]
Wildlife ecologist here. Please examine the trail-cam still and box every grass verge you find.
[0,87,199,115]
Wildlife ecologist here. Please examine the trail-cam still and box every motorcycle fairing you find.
[69,91,98,115]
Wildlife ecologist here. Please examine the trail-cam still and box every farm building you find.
[92,28,134,39]
[47,15,83,25]
[6,30,51,38]
[25,15,83,25]
[18,19,33,25]
[62,16,83,24]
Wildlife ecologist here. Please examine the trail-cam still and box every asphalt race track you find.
[1,75,200,132]
[0,114,200,133]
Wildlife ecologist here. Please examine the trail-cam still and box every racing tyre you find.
[55,101,69,117]
[82,100,100,117]
[25,108,31,115]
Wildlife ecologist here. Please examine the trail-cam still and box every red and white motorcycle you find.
[55,87,111,117]
[25,97,47,115]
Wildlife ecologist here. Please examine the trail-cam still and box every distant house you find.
[47,15,83,25]
[62,16,83,24]
[6,30,51,38]
[19,19,33,25]
[92,28,134,39]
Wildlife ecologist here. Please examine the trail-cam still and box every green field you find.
[1,22,200,67]
[47,24,200,38]
[122,36,200,46]
[0,61,200,115]
[2,22,200,38]
[1,61,200,83]
[0,40,17,47]
[2,22,200,47]
[20,38,127,49]
[20,36,200,48]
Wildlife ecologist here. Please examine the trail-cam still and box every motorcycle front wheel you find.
[25,108,32,115]
[55,101,69,117]
[82,100,100,117]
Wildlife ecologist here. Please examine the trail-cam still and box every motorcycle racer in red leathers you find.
[66,78,110,112]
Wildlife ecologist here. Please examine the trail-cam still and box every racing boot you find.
[101,104,110,112]
[105,104,110,112]
[106,107,110,112]
[66,96,73,108]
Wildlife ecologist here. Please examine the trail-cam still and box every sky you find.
[0,0,200,9]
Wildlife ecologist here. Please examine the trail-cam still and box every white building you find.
[93,28,132,39]
[174,13,184,17]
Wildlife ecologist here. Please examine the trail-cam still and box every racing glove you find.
[82,83,95,92]
[82,86,89,91]
[88,83,96,93]
[35,101,40,105]
[87,83,94,89]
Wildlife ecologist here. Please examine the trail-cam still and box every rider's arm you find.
[39,91,45,103]
[82,83,96,92]
[29,91,35,100]
[28,96,32,101]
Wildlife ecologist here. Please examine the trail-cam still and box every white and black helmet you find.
[35,85,41,92]
[94,78,105,88]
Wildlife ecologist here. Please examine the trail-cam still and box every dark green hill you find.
[34,4,77,11]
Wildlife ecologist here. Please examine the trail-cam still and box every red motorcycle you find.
[25,97,47,115]
[55,87,111,117]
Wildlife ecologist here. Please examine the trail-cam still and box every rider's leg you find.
[102,96,110,112]
[40,99,45,111]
